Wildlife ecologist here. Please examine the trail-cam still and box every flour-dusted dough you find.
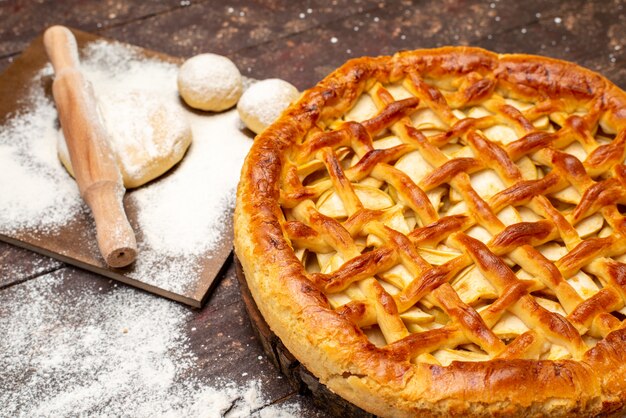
[177,53,243,112]
[58,90,192,189]
[237,79,299,134]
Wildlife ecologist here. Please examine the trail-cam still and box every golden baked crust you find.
[234,47,626,417]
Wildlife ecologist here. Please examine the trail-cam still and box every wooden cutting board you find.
[0,29,248,307]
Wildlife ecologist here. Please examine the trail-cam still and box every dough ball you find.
[237,78,299,134]
[177,53,243,111]
[58,91,192,189]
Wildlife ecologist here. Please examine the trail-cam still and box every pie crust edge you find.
[234,46,626,417]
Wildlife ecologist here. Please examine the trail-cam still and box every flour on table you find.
[0,271,302,418]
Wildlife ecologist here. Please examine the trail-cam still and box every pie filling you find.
[277,70,626,367]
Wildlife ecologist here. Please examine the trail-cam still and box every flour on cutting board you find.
[0,88,84,233]
[0,271,303,417]
[0,40,252,294]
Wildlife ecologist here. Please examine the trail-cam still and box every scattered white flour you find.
[0,40,252,294]
[130,110,244,258]
[258,401,308,418]
[0,271,302,417]
[0,83,83,234]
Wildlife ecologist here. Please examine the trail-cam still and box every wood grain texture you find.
[0,0,183,57]
[0,0,623,415]
[0,264,325,416]
[98,0,384,60]
[0,242,62,289]
[231,0,626,90]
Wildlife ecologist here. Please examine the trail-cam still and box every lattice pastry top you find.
[234,47,626,417]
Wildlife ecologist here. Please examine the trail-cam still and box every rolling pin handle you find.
[43,26,81,73]
[83,182,138,268]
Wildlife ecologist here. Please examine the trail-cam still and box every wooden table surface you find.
[1,1,624,416]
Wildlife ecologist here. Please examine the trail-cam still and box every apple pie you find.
[234,47,626,417]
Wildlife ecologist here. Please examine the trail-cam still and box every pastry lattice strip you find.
[280,69,626,364]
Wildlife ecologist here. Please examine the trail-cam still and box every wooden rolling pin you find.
[44,26,137,268]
